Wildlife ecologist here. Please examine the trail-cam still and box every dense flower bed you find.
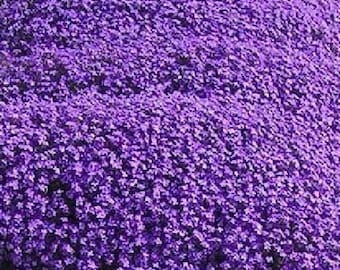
[0,93,338,269]
[0,0,339,269]
[0,0,338,104]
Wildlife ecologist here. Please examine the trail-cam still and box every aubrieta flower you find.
[0,0,339,269]
[0,92,339,269]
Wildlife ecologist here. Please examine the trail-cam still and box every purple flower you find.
[0,0,339,269]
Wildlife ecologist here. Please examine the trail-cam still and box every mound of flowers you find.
[0,0,339,269]
[0,93,338,269]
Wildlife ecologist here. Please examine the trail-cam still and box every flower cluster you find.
[0,0,338,105]
[0,0,339,269]
[1,93,338,269]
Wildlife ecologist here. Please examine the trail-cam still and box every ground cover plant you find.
[0,0,339,269]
